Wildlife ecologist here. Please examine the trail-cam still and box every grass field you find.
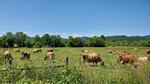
[0,47,150,84]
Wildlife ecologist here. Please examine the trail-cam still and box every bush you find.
[56,68,85,84]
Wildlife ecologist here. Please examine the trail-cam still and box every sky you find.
[0,0,150,38]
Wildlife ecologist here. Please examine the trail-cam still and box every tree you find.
[0,37,3,48]
[67,36,74,47]
[87,36,106,47]
[73,37,84,47]
[67,36,84,47]
[49,35,65,47]
[147,40,150,47]
[15,32,28,47]
[32,35,42,48]
[101,35,106,40]
[24,37,32,48]
[2,32,15,47]
[41,34,51,47]
[42,34,64,47]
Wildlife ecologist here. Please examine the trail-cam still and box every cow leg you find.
[120,60,123,64]
[9,60,12,65]
[83,60,86,65]
[95,61,98,66]
[93,61,95,66]
[101,61,104,66]
[130,60,134,65]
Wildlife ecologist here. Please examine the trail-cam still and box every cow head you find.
[148,57,150,61]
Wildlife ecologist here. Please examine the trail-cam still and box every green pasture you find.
[0,47,150,84]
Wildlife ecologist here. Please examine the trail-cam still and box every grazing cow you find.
[33,49,42,53]
[3,48,9,52]
[21,51,30,60]
[3,51,13,65]
[146,50,150,54]
[44,49,55,61]
[133,48,138,55]
[117,52,135,65]
[137,56,150,62]
[81,49,89,53]
[15,48,20,52]
[133,48,138,51]
[80,52,104,66]
[108,51,112,54]
[47,48,54,52]
[111,51,119,56]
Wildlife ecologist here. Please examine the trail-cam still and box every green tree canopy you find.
[87,36,106,47]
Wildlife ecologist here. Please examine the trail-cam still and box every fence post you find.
[65,57,69,68]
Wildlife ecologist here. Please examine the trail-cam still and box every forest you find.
[0,32,150,48]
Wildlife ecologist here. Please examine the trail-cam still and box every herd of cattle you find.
[2,48,55,65]
[1,48,150,68]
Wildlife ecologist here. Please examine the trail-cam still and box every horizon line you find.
[0,32,150,38]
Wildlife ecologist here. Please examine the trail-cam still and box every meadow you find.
[0,47,150,84]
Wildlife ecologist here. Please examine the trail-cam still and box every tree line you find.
[0,32,149,48]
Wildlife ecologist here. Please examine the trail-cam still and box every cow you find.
[3,51,13,65]
[21,51,30,60]
[133,48,138,51]
[15,48,20,52]
[108,50,113,54]
[81,49,89,53]
[137,56,150,62]
[80,52,104,66]
[117,52,135,65]
[146,50,150,54]
[44,49,55,61]
[33,49,42,53]
[47,48,54,52]
[3,48,9,52]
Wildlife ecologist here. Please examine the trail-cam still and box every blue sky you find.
[0,0,150,37]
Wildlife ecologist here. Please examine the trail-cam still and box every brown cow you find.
[146,50,150,54]
[117,52,135,65]
[47,48,54,52]
[33,49,42,53]
[15,48,20,52]
[21,51,30,60]
[44,49,55,61]
[3,51,13,65]
[80,52,104,66]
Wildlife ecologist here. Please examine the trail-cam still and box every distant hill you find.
[81,36,90,40]
[106,35,147,40]
[144,35,150,39]
[80,35,150,41]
